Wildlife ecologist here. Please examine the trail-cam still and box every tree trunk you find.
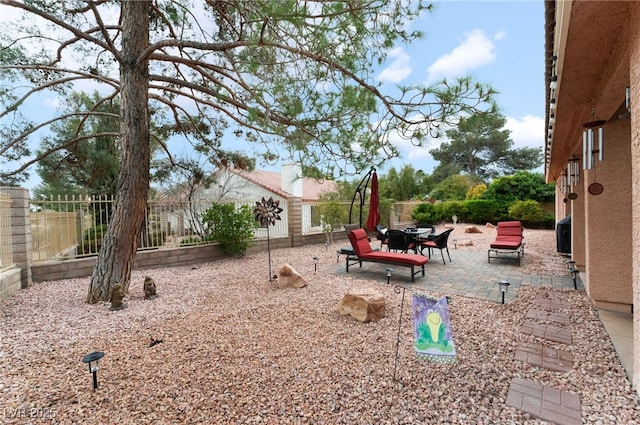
[86,1,150,304]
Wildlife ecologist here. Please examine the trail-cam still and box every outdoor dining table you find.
[403,228,435,254]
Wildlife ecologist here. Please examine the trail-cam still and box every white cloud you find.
[426,29,496,83]
[505,114,544,149]
[377,48,412,84]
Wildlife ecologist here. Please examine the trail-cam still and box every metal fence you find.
[28,194,427,262]
[30,195,291,262]
[0,191,13,271]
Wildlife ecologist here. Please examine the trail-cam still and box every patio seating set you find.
[342,221,525,281]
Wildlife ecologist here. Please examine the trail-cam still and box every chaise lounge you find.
[487,221,525,265]
[346,228,428,282]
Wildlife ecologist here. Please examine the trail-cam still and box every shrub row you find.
[411,199,554,228]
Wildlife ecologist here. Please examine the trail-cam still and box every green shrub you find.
[462,199,500,224]
[412,203,439,224]
[201,203,256,257]
[440,201,468,222]
[508,199,545,224]
[77,239,101,255]
[313,200,348,243]
[180,235,204,246]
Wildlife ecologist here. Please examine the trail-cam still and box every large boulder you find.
[465,225,482,234]
[336,288,385,323]
[277,263,308,289]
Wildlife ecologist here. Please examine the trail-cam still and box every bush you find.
[83,224,108,242]
[462,199,500,224]
[508,200,545,224]
[412,203,440,224]
[201,203,256,257]
[180,236,204,246]
[440,201,468,222]
[76,239,101,255]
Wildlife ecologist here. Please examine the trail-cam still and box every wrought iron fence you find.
[0,191,13,271]
[30,195,290,262]
[21,193,426,263]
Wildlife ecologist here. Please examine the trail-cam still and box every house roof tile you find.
[229,168,337,201]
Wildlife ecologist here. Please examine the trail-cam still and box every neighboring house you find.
[544,1,639,391]
[193,163,338,237]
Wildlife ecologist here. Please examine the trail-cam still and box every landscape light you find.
[497,281,511,305]
[82,351,105,390]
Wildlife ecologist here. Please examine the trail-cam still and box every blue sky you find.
[4,0,545,189]
[376,0,545,175]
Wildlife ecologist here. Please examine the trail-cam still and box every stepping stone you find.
[506,378,581,425]
[533,297,571,310]
[526,309,571,324]
[521,320,572,344]
[515,342,573,373]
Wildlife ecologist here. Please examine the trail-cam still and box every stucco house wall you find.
[545,0,640,392]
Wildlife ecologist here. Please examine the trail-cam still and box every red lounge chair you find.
[347,228,428,282]
[488,221,525,265]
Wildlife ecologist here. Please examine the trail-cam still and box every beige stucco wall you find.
[571,181,586,271]
[583,120,633,307]
[630,2,640,394]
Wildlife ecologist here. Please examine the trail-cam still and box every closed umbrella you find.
[366,170,380,231]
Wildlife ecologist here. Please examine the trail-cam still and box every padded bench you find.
[347,228,428,282]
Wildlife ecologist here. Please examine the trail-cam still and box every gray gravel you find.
[0,226,638,424]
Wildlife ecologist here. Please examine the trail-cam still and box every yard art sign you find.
[412,293,457,363]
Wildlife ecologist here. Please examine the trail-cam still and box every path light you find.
[82,351,104,390]
[498,281,511,305]
[386,267,393,285]
[313,256,319,272]
[324,241,328,251]
[567,266,579,290]
[453,239,458,249]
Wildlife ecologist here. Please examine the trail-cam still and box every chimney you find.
[281,163,303,197]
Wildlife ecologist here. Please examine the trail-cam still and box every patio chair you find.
[420,228,454,264]
[375,224,389,250]
[386,229,417,253]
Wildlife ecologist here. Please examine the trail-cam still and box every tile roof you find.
[228,168,337,201]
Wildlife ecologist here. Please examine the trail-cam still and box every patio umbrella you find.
[365,169,380,231]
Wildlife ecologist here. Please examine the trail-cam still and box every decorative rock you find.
[457,239,474,246]
[110,283,126,310]
[465,226,482,234]
[486,222,496,228]
[144,276,158,300]
[277,263,308,289]
[336,288,385,323]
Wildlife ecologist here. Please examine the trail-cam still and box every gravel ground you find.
[1,225,638,424]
